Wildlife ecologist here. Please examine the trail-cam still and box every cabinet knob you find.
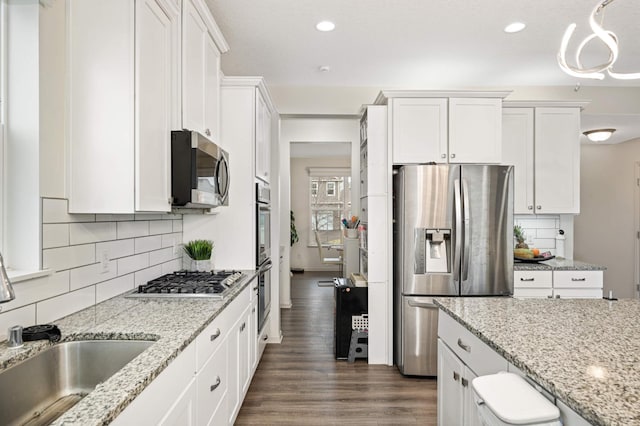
[461,377,469,387]
[536,205,542,210]
[527,205,533,210]
[450,153,456,159]
[240,322,246,332]
[441,154,446,159]
[453,371,460,382]
[205,128,211,136]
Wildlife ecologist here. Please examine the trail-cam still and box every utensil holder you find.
[345,228,358,239]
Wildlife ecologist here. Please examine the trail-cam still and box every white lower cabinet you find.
[160,378,197,426]
[514,270,603,299]
[114,281,263,425]
[437,311,508,426]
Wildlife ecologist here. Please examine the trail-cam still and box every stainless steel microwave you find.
[171,130,229,208]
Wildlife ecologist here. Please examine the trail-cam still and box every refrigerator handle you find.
[462,178,471,281]
[408,300,438,309]
[453,179,462,282]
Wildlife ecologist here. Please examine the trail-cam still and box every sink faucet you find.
[0,252,15,303]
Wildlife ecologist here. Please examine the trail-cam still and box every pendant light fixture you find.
[558,0,640,80]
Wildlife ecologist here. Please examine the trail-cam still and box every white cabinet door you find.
[449,98,502,163]
[250,298,259,372]
[534,108,581,214]
[502,108,535,214]
[203,32,221,142]
[135,0,174,212]
[240,307,252,395]
[255,90,271,182]
[182,0,207,134]
[437,339,465,426]
[159,378,197,426]
[462,367,482,426]
[391,98,448,164]
[228,308,250,423]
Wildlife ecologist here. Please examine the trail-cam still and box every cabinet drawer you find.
[514,271,552,288]
[553,270,603,288]
[196,285,250,369]
[553,288,603,299]
[438,310,507,377]
[196,342,228,425]
[514,288,553,298]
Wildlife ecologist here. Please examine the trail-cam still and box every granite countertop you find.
[0,270,258,425]
[514,259,606,271]
[434,297,640,426]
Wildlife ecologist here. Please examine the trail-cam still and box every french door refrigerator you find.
[393,164,513,376]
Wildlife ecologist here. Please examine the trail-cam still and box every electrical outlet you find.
[100,249,110,273]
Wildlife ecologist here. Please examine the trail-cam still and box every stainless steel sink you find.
[0,340,154,426]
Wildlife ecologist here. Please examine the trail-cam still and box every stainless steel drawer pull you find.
[240,322,246,332]
[520,277,535,282]
[457,338,471,353]
[571,278,586,282]
[210,328,221,341]
[210,376,221,392]
[252,307,256,313]
[461,377,469,387]
[453,372,460,382]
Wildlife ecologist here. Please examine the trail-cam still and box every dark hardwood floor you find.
[235,271,437,425]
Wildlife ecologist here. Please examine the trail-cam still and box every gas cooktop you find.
[125,270,245,299]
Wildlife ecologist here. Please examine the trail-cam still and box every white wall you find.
[290,156,350,271]
[575,139,640,299]
[279,118,360,307]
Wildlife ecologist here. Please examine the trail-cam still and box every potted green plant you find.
[183,239,214,271]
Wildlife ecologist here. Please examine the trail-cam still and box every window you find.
[326,182,335,196]
[307,167,351,246]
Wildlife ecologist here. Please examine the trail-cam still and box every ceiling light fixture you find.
[504,22,526,33]
[316,21,335,32]
[558,0,640,80]
[583,128,616,142]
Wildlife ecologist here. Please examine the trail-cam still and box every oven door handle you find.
[258,260,273,274]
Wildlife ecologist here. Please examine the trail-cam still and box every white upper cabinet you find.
[502,108,535,214]
[391,98,447,164]
[502,104,584,214]
[448,97,502,163]
[67,0,179,213]
[386,92,508,165]
[534,108,581,214]
[255,90,272,183]
[182,0,221,142]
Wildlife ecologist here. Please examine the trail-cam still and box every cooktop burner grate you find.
[126,270,245,299]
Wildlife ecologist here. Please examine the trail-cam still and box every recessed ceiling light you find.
[319,65,331,72]
[504,22,526,33]
[583,128,616,142]
[316,21,335,32]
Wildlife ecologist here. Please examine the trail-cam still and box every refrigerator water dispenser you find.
[414,229,451,274]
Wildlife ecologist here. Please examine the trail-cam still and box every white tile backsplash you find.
[0,198,184,339]
[117,221,149,239]
[96,275,134,303]
[42,224,70,249]
[43,244,96,271]
[70,261,118,291]
[70,222,117,245]
[36,287,96,324]
[96,239,135,260]
[117,253,150,276]
[134,235,162,254]
[515,215,561,252]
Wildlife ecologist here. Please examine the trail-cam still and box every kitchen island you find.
[434,297,640,426]
[0,270,258,425]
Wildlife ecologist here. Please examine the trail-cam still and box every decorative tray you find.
[514,255,555,263]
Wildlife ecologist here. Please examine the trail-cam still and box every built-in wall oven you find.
[256,182,272,332]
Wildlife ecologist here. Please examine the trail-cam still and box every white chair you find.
[314,231,343,276]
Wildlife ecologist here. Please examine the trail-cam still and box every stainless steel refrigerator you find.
[393,164,513,376]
